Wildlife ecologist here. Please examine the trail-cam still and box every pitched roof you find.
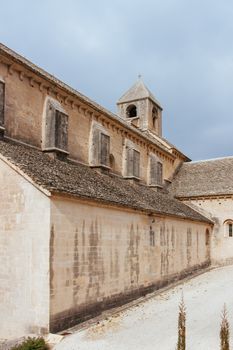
[169,157,233,198]
[117,79,162,109]
[0,139,211,223]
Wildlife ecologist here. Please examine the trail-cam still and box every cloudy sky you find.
[1,0,233,160]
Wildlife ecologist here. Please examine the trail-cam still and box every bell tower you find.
[117,78,163,136]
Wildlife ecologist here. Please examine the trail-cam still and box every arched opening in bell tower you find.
[126,104,137,118]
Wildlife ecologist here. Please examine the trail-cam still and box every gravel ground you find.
[55,265,233,350]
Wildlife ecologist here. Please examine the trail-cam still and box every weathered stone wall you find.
[0,61,181,184]
[0,159,50,339]
[50,196,211,332]
[183,198,233,265]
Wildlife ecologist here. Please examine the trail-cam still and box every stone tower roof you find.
[117,79,162,109]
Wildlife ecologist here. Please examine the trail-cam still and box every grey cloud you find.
[1,0,233,160]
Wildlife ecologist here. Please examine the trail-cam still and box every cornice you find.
[178,194,233,201]
[0,45,177,162]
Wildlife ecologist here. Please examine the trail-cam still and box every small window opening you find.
[229,223,233,237]
[126,104,137,118]
[205,229,210,245]
[152,107,158,128]
[224,220,233,237]
[150,226,155,246]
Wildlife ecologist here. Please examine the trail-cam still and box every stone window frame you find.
[148,153,163,187]
[223,220,233,238]
[123,139,141,179]
[42,97,69,154]
[89,121,111,169]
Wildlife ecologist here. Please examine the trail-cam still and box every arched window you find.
[126,104,137,118]
[152,106,158,128]
[224,220,233,237]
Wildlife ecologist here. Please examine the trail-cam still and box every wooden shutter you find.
[0,82,5,127]
[150,157,157,185]
[127,148,134,176]
[92,128,100,165]
[157,162,163,185]
[150,157,163,186]
[100,133,110,166]
[45,102,56,149]
[55,110,68,151]
[133,150,140,177]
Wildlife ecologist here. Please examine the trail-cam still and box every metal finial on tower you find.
[138,74,142,80]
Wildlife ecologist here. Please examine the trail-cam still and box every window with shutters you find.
[91,128,110,167]
[44,100,68,152]
[149,156,163,186]
[100,133,110,166]
[54,110,68,150]
[0,81,5,130]
[127,148,140,178]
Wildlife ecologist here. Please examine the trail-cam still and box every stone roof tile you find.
[0,139,211,224]
[169,157,233,198]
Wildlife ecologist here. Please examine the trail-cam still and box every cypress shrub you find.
[176,295,186,350]
[220,304,230,350]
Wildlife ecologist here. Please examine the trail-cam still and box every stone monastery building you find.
[0,43,232,339]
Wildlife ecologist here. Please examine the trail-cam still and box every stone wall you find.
[184,198,233,265]
[50,196,211,332]
[0,61,181,184]
[0,159,50,339]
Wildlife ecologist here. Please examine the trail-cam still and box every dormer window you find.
[100,133,110,166]
[126,104,137,118]
[0,81,5,135]
[127,148,140,178]
[54,110,68,150]
[91,125,110,168]
[149,155,163,187]
[43,99,69,154]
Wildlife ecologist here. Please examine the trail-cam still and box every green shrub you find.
[10,337,49,350]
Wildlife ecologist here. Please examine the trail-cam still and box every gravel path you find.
[55,265,233,350]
